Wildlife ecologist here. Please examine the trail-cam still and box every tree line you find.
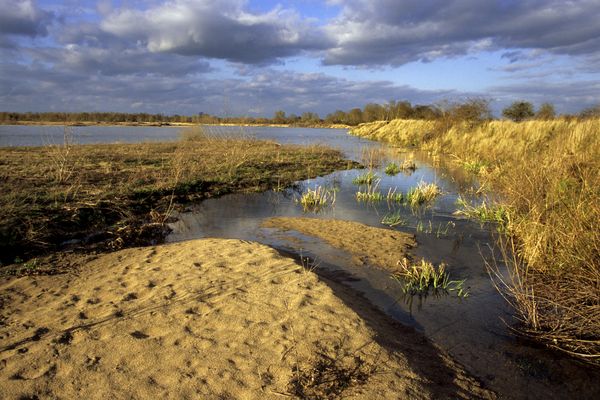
[1,101,598,126]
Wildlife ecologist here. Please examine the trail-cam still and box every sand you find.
[262,217,416,272]
[0,238,494,399]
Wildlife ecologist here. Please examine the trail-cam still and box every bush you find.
[502,101,535,122]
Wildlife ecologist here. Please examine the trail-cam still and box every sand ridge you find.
[262,217,416,272]
[0,238,494,399]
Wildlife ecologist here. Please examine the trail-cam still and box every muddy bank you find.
[0,238,493,399]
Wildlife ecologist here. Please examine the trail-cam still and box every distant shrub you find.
[502,101,535,122]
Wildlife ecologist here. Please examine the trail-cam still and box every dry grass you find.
[352,118,600,365]
[0,128,354,266]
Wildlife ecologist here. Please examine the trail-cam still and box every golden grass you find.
[352,118,600,364]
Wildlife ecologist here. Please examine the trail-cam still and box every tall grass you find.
[351,118,600,364]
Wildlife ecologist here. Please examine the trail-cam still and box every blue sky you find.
[1,0,599,117]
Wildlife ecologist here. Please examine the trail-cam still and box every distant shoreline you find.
[0,121,350,129]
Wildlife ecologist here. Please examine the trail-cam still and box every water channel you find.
[3,124,598,398]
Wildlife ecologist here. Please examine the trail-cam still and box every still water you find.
[4,124,597,398]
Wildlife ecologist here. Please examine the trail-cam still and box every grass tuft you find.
[393,257,469,298]
[352,171,378,185]
[381,211,406,227]
[455,196,510,232]
[297,186,336,212]
[405,181,442,207]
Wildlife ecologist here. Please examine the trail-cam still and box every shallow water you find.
[166,127,599,399]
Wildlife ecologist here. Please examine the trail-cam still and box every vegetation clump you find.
[352,171,378,185]
[455,197,510,231]
[381,211,406,227]
[385,159,416,176]
[297,186,336,213]
[405,182,442,207]
[393,257,468,298]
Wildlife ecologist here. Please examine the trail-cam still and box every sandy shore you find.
[0,238,493,399]
[262,217,416,273]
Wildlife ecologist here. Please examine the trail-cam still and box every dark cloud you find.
[0,0,54,37]
[324,0,600,67]
[100,0,332,65]
[0,61,456,116]
[490,80,600,114]
[29,45,212,77]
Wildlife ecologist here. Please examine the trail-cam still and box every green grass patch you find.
[393,258,468,298]
[381,211,406,227]
[405,181,442,207]
[455,196,510,231]
[297,186,336,213]
[352,171,378,185]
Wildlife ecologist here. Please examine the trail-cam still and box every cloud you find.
[100,0,331,65]
[0,60,456,115]
[31,44,212,77]
[490,80,600,113]
[323,0,600,66]
[0,0,54,37]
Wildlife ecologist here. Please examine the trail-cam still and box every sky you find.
[1,0,599,117]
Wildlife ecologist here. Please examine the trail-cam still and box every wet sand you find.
[262,217,416,272]
[0,238,493,399]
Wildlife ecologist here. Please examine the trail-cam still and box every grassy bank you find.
[0,128,355,269]
[351,118,600,364]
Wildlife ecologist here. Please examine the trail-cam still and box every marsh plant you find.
[415,220,456,237]
[297,186,336,212]
[384,162,401,176]
[393,257,469,298]
[462,159,488,175]
[355,180,383,202]
[381,211,406,227]
[385,159,417,176]
[385,187,405,203]
[405,181,442,207]
[455,196,510,232]
[352,171,378,185]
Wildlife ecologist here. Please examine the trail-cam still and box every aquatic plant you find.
[405,181,441,207]
[297,186,336,212]
[355,189,383,202]
[393,257,468,298]
[462,159,488,175]
[384,187,404,203]
[352,171,378,185]
[384,162,400,176]
[385,160,417,176]
[381,211,406,227]
[455,196,510,232]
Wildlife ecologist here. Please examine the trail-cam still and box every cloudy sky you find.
[1,0,599,117]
